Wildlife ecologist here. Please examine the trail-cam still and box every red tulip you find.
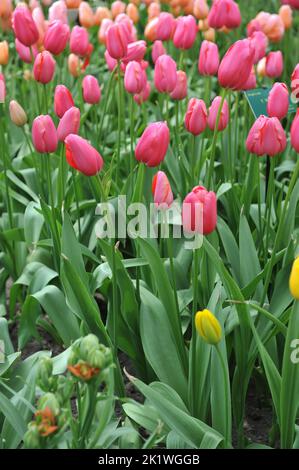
[182,185,217,234]
[291,109,299,152]
[265,51,283,78]
[135,121,170,167]
[57,106,80,142]
[65,134,104,176]
[198,40,219,76]
[124,60,147,94]
[12,6,39,47]
[70,25,89,57]
[208,96,229,131]
[185,98,208,135]
[32,115,58,153]
[82,75,101,104]
[106,22,128,60]
[152,171,173,208]
[154,54,177,93]
[44,20,70,55]
[170,71,187,100]
[173,15,197,50]
[267,82,289,120]
[246,115,286,156]
[218,39,254,90]
[208,0,241,30]
[54,85,74,118]
[33,51,56,84]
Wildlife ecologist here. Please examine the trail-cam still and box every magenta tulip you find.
[185,98,208,135]
[135,121,170,167]
[291,63,299,102]
[246,115,287,156]
[267,82,289,120]
[182,186,217,234]
[152,40,166,64]
[65,134,104,176]
[170,71,187,100]
[122,40,146,64]
[198,40,220,76]
[208,0,241,30]
[106,22,128,60]
[44,20,70,55]
[249,31,268,64]
[156,12,175,41]
[154,54,177,93]
[82,75,101,104]
[15,39,38,63]
[291,109,299,152]
[32,115,58,153]
[12,6,39,47]
[266,51,283,78]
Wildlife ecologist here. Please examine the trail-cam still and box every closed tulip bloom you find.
[289,256,299,300]
[124,61,146,94]
[185,98,207,135]
[79,2,94,28]
[291,63,299,102]
[9,100,27,126]
[122,40,146,64]
[82,75,101,104]
[266,51,283,78]
[279,5,293,30]
[198,40,219,76]
[94,7,112,26]
[33,51,56,84]
[193,0,209,20]
[290,110,299,152]
[12,6,39,47]
[115,14,136,43]
[144,17,158,42]
[152,171,173,208]
[44,20,70,55]
[106,23,128,60]
[135,121,170,167]
[173,15,197,50]
[156,12,175,41]
[15,39,37,63]
[257,57,267,77]
[208,96,229,131]
[218,39,254,90]
[203,28,216,42]
[151,40,166,64]
[0,74,5,103]
[111,0,126,19]
[208,0,241,30]
[0,41,9,65]
[267,82,289,120]
[134,81,151,105]
[70,26,89,57]
[182,185,217,234]
[170,71,187,100]
[263,14,284,43]
[32,115,58,153]
[98,18,113,45]
[68,53,81,77]
[54,85,74,118]
[154,54,177,93]
[246,115,286,156]
[249,31,268,64]
[49,0,68,24]
[241,68,257,91]
[65,134,104,176]
[195,309,222,345]
[127,3,139,24]
[57,106,80,142]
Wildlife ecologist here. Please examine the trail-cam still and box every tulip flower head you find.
[0,73,5,103]
[208,0,241,30]
[32,115,58,153]
[124,60,147,94]
[134,81,151,105]
[54,85,74,118]
[106,22,129,60]
[152,171,173,208]
[198,40,219,76]
[246,115,287,157]
[267,82,289,120]
[289,256,299,300]
[151,40,166,64]
[0,41,9,65]
[154,54,177,94]
[12,6,39,47]
[70,25,89,57]
[290,109,299,153]
[208,96,229,131]
[182,185,217,235]
[135,121,170,167]
[9,100,27,126]
[82,75,101,104]
[33,51,56,84]
[170,71,187,101]
[173,15,197,50]
[218,39,255,90]
[195,309,222,345]
[156,12,175,42]
[265,51,283,78]
[57,106,80,142]
[65,134,104,176]
[185,98,208,135]
[291,64,299,102]
[44,20,70,55]
[122,40,147,64]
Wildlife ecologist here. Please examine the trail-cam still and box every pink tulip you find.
[152,40,166,64]
[154,54,177,93]
[70,26,89,57]
[266,51,283,78]
[156,12,175,41]
[32,6,47,46]
[98,18,113,45]
[246,115,286,156]
[267,82,289,120]
[105,49,117,71]
[32,115,58,153]
[106,22,128,60]
[57,107,80,142]
[170,71,187,100]
[152,171,173,208]
[44,20,70,55]
[185,98,208,135]
[182,185,217,234]
[15,39,38,63]
[134,81,151,105]
[48,0,68,24]
[54,85,74,118]
[249,31,268,64]
[291,109,299,152]
[263,14,284,43]
[12,6,39,47]
[241,68,257,90]
[0,73,5,103]
[247,19,262,37]
[122,40,146,64]
[291,63,299,102]
[65,134,104,176]
[208,96,229,131]
[208,0,241,30]
[135,121,170,167]
[198,40,219,76]
[218,39,254,90]
[124,60,147,94]
[82,75,101,104]
[173,15,197,50]
[33,51,56,84]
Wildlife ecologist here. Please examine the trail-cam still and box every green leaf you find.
[0,390,27,439]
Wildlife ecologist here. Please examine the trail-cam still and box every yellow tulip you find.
[195,309,222,345]
[289,257,299,300]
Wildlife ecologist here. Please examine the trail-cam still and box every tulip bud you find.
[279,5,293,30]
[185,98,207,135]
[156,12,175,41]
[173,15,197,50]
[32,115,58,154]
[263,14,284,43]
[0,40,9,65]
[267,82,289,120]
[106,22,128,60]
[193,0,209,20]
[246,115,286,157]
[135,121,170,167]
[257,57,266,77]
[289,256,299,300]
[12,6,39,47]
[134,81,151,105]
[148,2,160,20]
[144,17,158,42]
[94,7,112,27]
[82,75,101,104]
[68,53,81,77]
[170,70,187,100]
[122,40,146,64]
[70,25,89,57]
[208,0,241,30]
[154,54,177,93]
[57,106,80,142]
[38,392,60,416]
[152,171,173,208]
[195,309,222,345]
[111,0,126,19]
[44,20,70,56]
[265,51,283,78]
[249,31,268,64]
[151,40,166,64]
[65,134,104,176]
[182,185,217,234]
[9,100,27,126]
[33,51,56,84]
[54,85,74,118]
[79,334,100,359]
[98,18,113,45]
[36,357,57,392]
[218,39,254,90]
[127,3,139,24]
[23,424,40,449]
[290,109,299,152]
[207,96,229,131]
[203,27,216,42]
[124,60,147,94]
[79,1,94,28]
[198,40,219,76]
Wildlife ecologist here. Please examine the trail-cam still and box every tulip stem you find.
[72,169,81,240]
[215,344,230,448]
[98,67,116,148]
[265,156,275,257]
[0,111,13,231]
[116,61,122,186]
[129,95,135,175]
[190,134,196,186]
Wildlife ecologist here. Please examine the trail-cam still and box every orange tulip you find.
[94,6,111,26]
[203,27,215,42]
[126,3,139,23]
[193,0,209,20]
[279,5,292,30]
[111,1,126,19]
[0,41,9,65]
[65,0,81,8]
[68,53,81,77]
[79,2,94,28]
